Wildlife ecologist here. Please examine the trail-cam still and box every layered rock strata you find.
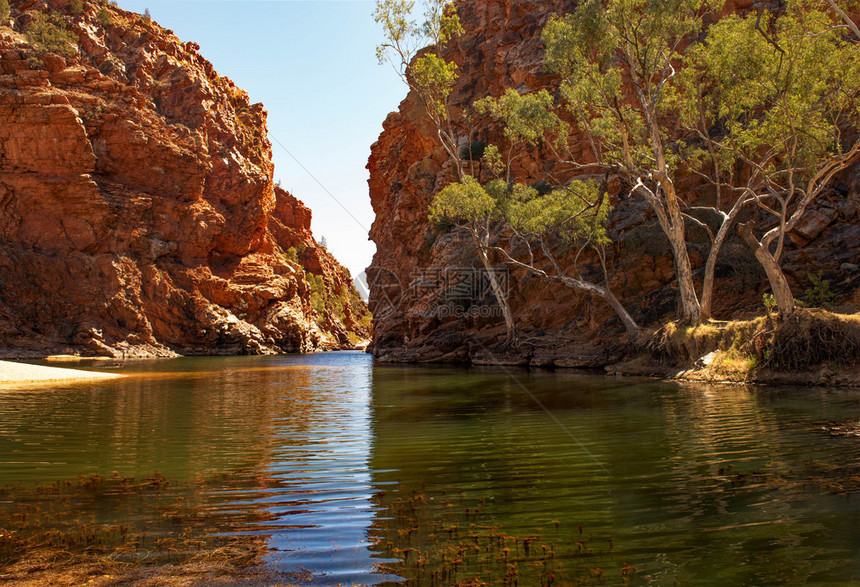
[0,0,369,358]
[367,0,860,366]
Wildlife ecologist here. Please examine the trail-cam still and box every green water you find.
[1,352,860,584]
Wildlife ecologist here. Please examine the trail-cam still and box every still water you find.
[1,352,860,584]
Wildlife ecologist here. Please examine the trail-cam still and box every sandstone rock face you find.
[367,0,860,365]
[0,0,369,358]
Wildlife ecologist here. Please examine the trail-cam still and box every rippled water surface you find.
[2,352,860,584]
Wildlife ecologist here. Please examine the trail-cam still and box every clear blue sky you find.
[115,0,407,278]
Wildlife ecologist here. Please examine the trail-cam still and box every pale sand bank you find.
[0,360,124,384]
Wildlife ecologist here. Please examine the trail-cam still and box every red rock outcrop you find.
[0,0,369,358]
[367,0,860,366]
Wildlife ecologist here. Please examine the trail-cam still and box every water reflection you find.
[2,355,860,585]
[367,367,860,585]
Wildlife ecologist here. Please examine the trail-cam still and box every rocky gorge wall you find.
[0,0,370,358]
[367,0,860,366]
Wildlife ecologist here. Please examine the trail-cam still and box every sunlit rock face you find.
[0,0,369,358]
[367,0,860,366]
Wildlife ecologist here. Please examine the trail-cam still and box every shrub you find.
[307,273,328,317]
[70,0,84,16]
[25,12,78,58]
[96,5,112,26]
[762,293,778,316]
[0,0,10,23]
[143,8,151,22]
[804,272,835,308]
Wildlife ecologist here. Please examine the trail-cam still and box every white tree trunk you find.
[700,197,750,318]
[667,221,702,324]
[475,236,517,343]
[738,223,796,316]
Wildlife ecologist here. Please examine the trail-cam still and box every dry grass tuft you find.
[643,310,860,378]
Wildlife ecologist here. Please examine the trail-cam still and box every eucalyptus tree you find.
[374,0,465,175]
[470,89,640,334]
[539,0,711,324]
[428,177,518,342]
[673,1,860,316]
[375,1,519,341]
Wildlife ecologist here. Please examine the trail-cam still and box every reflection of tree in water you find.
[366,368,639,586]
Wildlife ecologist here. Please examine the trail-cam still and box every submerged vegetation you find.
[370,485,632,586]
[0,472,290,585]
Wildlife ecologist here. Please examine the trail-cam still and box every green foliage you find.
[374,0,462,69]
[672,2,860,187]
[763,293,778,315]
[307,273,356,328]
[411,53,457,121]
[430,174,612,248]
[506,181,612,246]
[474,89,568,149]
[421,0,463,44]
[25,11,78,58]
[429,176,496,224]
[307,273,329,317]
[70,0,84,16]
[804,272,835,308]
[541,0,706,172]
[481,144,504,176]
[284,247,300,264]
[96,5,112,26]
[0,0,9,22]
[373,0,416,66]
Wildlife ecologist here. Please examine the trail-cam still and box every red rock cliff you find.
[0,0,370,358]
[367,0,860,366]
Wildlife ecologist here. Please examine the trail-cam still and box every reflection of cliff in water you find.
[0,357,303,484]
[365,366,628,586]
[366,366,860,584]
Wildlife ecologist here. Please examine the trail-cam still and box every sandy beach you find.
[0,360,124,384]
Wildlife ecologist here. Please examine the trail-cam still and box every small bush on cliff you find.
[70,0,84,16]
[307,273,329,317]
[0,0,10,23]
[96,5,112,26]
[804,272,835,308]
[25,12,78,57]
